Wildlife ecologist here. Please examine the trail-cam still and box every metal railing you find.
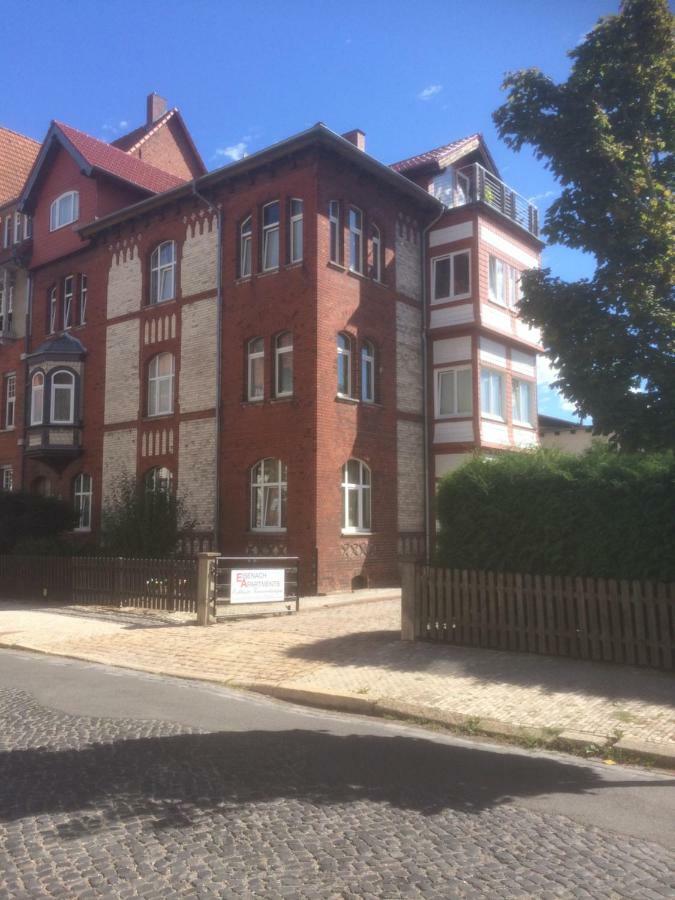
[453,163,539,237]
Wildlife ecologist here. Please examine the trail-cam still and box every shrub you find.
[435,447,675,582]
[0,491,78,554]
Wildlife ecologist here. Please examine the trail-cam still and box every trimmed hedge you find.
[435,448,675,582]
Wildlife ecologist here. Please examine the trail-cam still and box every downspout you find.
[20,272,33,492]
[420,205,444,563]
[192,184,223,550]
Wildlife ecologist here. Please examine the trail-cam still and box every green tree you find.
[0,491,77,554]
[493,0,674,450]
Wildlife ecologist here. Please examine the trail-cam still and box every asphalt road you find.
[0,648,673,898]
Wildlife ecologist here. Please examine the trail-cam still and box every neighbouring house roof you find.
[538,414,590,431]
[0,126,40,207]
[112,108,207,176]
[390,132,499,178]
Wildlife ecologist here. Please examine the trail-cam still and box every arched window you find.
[370,224,381,282]
[150,241,176,304]
[148,352,174,416]
[30,372,44,425]
[51,370,75,424]
[341,459,371,533]
[337,333,352,397]
[361,340,375,403]
[73,473,92,530]
[49,191,79,231]
[145,466,173,495]
[247,337,264,401]
[240,216,252,277]
[275,332,293,397]
[250,458,287,530]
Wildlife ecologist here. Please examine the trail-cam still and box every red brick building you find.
[0,96,542,592]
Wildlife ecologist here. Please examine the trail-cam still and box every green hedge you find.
[0,491,78,554]
[435,448,675,582]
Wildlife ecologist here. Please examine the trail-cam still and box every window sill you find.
[271,394,294,403]
[341,530,372,537]
[73,527,92,534]
[327,260,345,272]
[513,420,535,430]
[258,267,280,279]
[285,261,303,270]
[144,412,175,421]
[481,413,506,423]
[235,275,252,285]
[486,298,516,314]
[146,297,177,309]
[347,267,366,280]
[335,394,358,405]
[431,293,472,306]
[435,413,473,420]
[250,528,287,535]
[242,397,264,406]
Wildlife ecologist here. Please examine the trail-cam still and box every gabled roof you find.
[0,126,40,207]
[20,121,187,211]
[391,133,499,178]
[111,108,206,176]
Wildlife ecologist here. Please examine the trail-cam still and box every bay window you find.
[30,372,44,425]
[432,250,471,302]
[436,367,472,417]
[513,378,534,426]
[480,368,504,419]
[488,256,521,308]
[51,370,75,424]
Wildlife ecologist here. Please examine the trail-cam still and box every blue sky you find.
[5,0,617,418]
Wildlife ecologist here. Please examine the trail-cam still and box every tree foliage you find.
[435,449,675,582]
[0,491,77,554]
[101,475,194,558]
[493,0,674,450]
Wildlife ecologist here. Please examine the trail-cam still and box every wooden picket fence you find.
[403,564,675,671]
[0,555,198,613]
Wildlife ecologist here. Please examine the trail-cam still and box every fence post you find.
[401,561,417,641]
[196,552,219,626]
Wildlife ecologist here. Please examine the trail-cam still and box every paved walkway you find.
[0,594,673,758]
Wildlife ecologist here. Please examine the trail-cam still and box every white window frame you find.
[49,191,79,231]
[147,352,175,417]
[73,473,93,531]
[488,255,521,308]
[348,206,363,274]
[13,212,22,244]
[262,201,280,272]
[432,250,471,303]
[480,367,505,420]
[337,333,352,398]
[247,337,265,402]
[289,198,303,264]
[63,275,74,329]
[1,466,12,492]
[50,370,76,425]
[240,216,252,278]
[370,225,381,282]
[341,459,371,534]
[150,241,176,304]
[435,366,473,418]
[48,286,58,333]
[361,341,375,403]
[275,332,293,398]
[30,372,44,425]
[5,373,16,429]
[79,274,87,324]
[455,170,470,206]
[250,458,287,531]
[0,273,5,333]
[512,378,535,426]
[3,215,10,248]
[145,466,173,496]
[329,200,340,263]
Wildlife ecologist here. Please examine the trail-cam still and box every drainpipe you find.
[192,183,223,550]
[420,206,444,563]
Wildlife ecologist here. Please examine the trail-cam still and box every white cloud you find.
[119,120,129,129]
[215,140,250,162]
[528,189,555,203]
[418,84,442,101]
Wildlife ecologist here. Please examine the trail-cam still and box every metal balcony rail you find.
[456,163,539,237]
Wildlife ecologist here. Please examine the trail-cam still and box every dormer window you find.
[50,191,79,231]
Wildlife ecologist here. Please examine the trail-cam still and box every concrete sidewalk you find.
[0,594,673,765]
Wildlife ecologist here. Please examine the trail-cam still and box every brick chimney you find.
[342,129,366,151]
[146,92,168,126]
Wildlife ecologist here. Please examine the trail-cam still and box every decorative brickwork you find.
[180,214,218,297]
[107,243,142,319]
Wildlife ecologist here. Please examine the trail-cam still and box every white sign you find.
[230,568,285,604]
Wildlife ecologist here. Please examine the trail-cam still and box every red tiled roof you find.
[55,121,187,194]
[0,126,40,207]
[111,109,175,152]
[390,133,481,173]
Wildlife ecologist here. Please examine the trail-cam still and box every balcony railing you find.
[454,163,539,237]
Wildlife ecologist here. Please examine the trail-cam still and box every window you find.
[145,466,173,495]
[3,215,10,248]
[337,333,352,397]
[63,276,74,329]
[370,225,381,282]
[5,374,15,429]
[48,286,58,334]
[341,459,371,532]
[73,473,92,530]
[0,273,7,333]
[30,372,44,425]
[348,207,363,273]
[240,216,252,277]
[436,367,472,417]
[13,213,22,244]
[361,341,375,403]
[289,199,303,263]
[488,256,521,308]
[79,275,88,324]
[275,332,293,397]
[432,250,471,302]
[262,201,280,271]
[1,467,12,492]
[150,241,176,304]
[513,378,534,426]
[250,458,287,530]
[148,352,175,416]
[480,368,504,419]
[247,337,265,401]
[51,370,75,424]
[49,191,79,231]
[329,201,340,263]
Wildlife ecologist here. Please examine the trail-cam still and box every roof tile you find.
[0,126,40,207]
[390,133,481,173]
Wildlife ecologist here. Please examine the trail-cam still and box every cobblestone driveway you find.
[1,686,673,898]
